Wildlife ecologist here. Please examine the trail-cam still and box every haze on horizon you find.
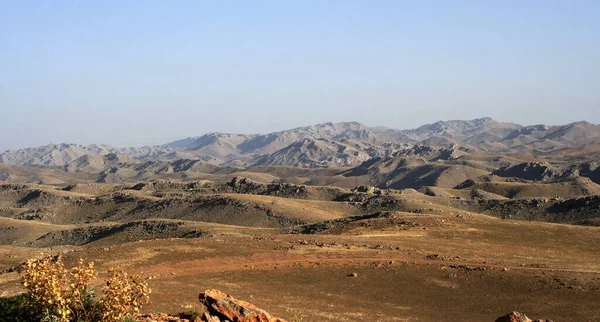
[1,1,599,151]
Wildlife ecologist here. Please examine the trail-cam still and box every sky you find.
[1,1,599,151]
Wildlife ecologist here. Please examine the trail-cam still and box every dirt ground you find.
[1,180,599,321]
[1,216,599,321]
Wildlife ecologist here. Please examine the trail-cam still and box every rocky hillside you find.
[0,144,173,167]
[251,138,372,168]
[2,118,600,187]
[4,118,600,168]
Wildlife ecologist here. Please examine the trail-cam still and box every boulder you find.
[199,289,287,322]
[495,311,553,322]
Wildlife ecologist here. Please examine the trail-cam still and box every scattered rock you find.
[495,311,553,322]
[426,254,441,260]
[352,185,380,194]
[449,264,489,272]
[349,272,358,277]
[135,312,192,322]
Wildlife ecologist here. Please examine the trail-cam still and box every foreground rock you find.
[136,313,190,322]
[137,308,553,322]
[135,289,287,322]
[495,311,554,322]
[199,289,287,322]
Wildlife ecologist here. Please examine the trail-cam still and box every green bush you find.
[0,294,37,322]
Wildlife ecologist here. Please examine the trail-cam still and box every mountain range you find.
[2,117,600,189]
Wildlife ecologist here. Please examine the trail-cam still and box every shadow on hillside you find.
[17,190,42,205]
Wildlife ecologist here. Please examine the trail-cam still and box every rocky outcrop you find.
[352,185,380,194]
[495,311,553,322]
[198,289,287,322]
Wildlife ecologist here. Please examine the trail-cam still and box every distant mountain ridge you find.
[2,118,600,171]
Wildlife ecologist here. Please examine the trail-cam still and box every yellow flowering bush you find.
[100,268,151,321]
[22,255,71,321]
[21,255,151,322]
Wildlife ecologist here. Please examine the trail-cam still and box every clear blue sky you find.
[1,1,599,151]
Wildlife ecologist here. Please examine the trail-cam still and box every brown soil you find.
[0,179,599,321]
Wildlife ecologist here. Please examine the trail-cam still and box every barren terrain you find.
[0,177,598,321]
[2,119,600,320]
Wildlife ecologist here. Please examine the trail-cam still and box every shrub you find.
[100,268,151,321]
[286,308,304,322]
[20,254,151,322]
[0,294,36,322]
[22,255,72,321]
